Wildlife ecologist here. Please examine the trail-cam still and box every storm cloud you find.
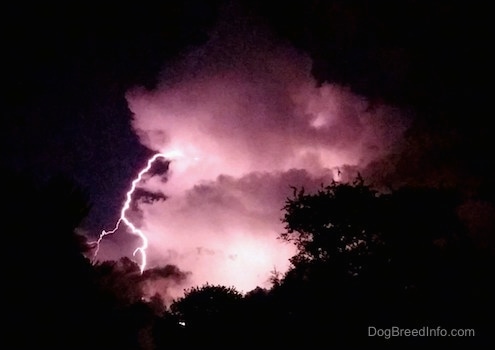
[98,8,410,292]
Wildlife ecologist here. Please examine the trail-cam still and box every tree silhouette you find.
[2,171,156,349]
[282,177,383,274]
[276,178,493,346]
[2,169,492,348]
[2,171,99,348]
[171,283,242,326]
[169,283,243,346]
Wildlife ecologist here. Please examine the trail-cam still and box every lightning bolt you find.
[92,153,171,273]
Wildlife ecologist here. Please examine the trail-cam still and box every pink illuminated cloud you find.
[97,12,409,297]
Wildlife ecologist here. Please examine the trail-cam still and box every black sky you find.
[2,1,221,230]
[2,1,493,234]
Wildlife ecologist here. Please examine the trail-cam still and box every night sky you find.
[2,1,493,294]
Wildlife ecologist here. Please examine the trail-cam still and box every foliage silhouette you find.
[171,283,242,325]
[2,169,493,348]
[2,171,100,348]
[275,178,494,346]
[168,283,243,346]
[2,171,160,349]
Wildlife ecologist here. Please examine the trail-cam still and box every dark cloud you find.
[142,264,190,282]
[95,257,191,306]
[132,188,167,206]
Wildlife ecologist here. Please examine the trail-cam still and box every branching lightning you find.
[93,153,171,273]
